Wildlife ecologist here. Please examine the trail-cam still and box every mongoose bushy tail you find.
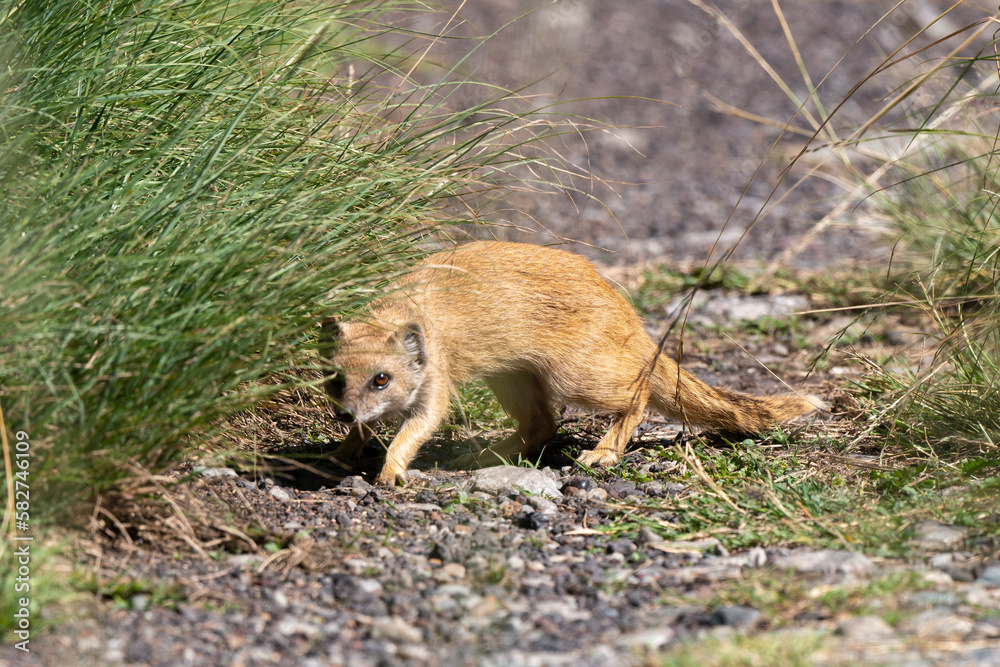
[646,354,821,434]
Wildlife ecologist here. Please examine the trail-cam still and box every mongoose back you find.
[321,241,821,485]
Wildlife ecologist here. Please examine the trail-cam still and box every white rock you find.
[773,549,875,576]
[195,466,238,479]
[470,466,564,499]
[909,521,968,551]
[836,615,897,641]
[276,617,320,638]
[268,486,291,501]
[369,616,423,644]
[616,627,675,649]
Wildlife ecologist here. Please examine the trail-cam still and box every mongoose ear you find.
[318,317,342,360]
[399,322,428,369]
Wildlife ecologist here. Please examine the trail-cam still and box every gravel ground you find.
[14,452,1000,666]
[8,295,1000,667]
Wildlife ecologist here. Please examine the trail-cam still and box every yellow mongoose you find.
[321,241,821,485]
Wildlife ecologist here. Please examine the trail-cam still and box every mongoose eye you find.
[371,372,391,389]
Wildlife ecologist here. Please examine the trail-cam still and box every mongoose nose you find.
[334,407,355,423]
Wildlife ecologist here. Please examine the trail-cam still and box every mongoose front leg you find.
[375,390,451,485]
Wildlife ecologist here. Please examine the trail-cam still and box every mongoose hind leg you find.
[453,371,556,469]
[577,387,650,469]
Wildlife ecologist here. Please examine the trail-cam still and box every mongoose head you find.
[319,317,428,424]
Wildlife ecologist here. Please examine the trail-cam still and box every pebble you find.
[773,548,875,576]
[435,562,467,583]
[194,466,238,479]
[524,495,559,514]
[681,293,809,325]
[636,527,664,545]
[369,616,423,644]
[908,521,968,551]
[906,607,975,639]
[275,617,320,638]
[616,627,675,650]
[268,486,291,501]
[976,566,1000,587]
[836,615,897,641]
[470,466,564,499]
[712,606,762,630]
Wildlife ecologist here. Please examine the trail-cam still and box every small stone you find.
[356,579,383,595]
[712,606,762,630]
[435,562,467,583]
[397,502,443,512]
[929,553,955,568]
[470,466,563,499]
[524,495,559,515]
[194,466,237,479]
[670,538,724,554]
[506,556,526,571]
[515,509,550,530]
[616,627,675,650]
[636,527,664,545]
[397,644,432,661]
[276,617,320,638]
[600,480,638,499]
[941,565,975,582]
[964,584,995,607]
[606,539,636,556]
[662,482,685,495]
[562,476,595,492]
[587,488,609,502]
[269,486,291,501]
[369,616,423,644]
[976,566,1000,587]
[638,481,665,496]
[836,615,897,641]
[414,489,438,503]
[338,475,373,497]
[227,554,265,569]
[907,607,975,639]
[908,591,957,607]
[972,620,1000,638]
[908,521,968,551]
[921,570,953,585]
[773,549,875,576]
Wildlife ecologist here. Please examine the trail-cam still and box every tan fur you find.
[320,242,822,485]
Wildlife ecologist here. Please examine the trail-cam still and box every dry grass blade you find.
[675,441,745,515]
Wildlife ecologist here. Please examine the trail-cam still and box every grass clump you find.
[692,3,1000,467]
[0,0,574,628]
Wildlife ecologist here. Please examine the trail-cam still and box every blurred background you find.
[418,0,979,267]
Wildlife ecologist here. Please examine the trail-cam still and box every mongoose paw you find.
[374,467,408,486]
[576,448,621,469]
